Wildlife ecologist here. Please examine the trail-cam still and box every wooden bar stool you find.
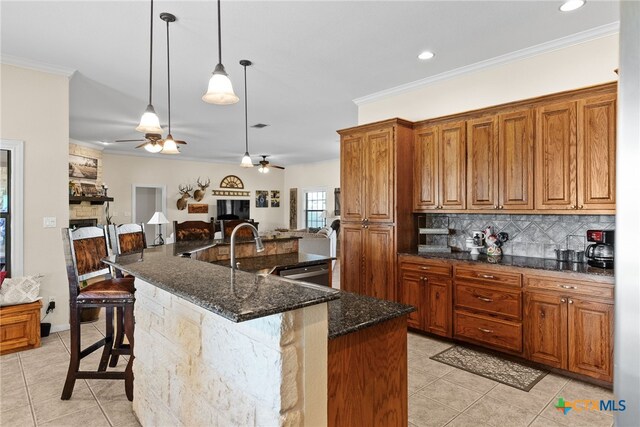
[173,218,216,241]
[61,226,135,401]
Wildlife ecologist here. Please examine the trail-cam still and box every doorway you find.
[132,185,166,247]
[0,140,23,277]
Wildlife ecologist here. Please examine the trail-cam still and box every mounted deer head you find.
[177,184,193,210]
[193,177,210,202]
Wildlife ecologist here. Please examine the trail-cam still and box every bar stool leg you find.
[98,307,114,371]
[61,305,81,400]
[109,307,125,367]
[123,303,135,402]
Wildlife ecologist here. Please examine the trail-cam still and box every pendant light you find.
[136,0,163,135]
[240,60,253,167]
[202,0,239,105]
[160,12,180,155]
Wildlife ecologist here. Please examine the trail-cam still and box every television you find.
[216,199,250,220]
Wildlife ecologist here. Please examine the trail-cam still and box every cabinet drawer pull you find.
[478,327,493,333]
[420,266,430,270]
[479,274,496,279]
[475,296,493,302]
[559,285,577,289]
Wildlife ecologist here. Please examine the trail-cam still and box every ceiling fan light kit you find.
[202,0,239,105]
[137,0,163,135]
[161,134,180,154]
[144,141,163,153]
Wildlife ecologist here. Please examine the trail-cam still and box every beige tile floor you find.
[1,317,615,427]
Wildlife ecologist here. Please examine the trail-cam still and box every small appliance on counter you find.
[585,230,614,269]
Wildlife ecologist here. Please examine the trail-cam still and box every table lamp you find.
[148,211,169,245]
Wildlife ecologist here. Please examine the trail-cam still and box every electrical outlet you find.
[43,217,57,228]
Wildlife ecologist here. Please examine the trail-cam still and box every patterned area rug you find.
[431,345,548,391]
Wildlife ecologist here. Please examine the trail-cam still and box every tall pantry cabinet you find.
[338,119,416,301]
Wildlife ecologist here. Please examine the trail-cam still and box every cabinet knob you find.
[578,205,584,209]
[561,298,566,303]
[568,299,574,304]
[364,225,369,229]
[493,205,498,209]
[498,205,504,209]
[435,292,440,299]
[569,205,576,209]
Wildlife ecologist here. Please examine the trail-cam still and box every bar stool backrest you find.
[62,226,112,300]
[173,219,216,241]
[109,223,146,255]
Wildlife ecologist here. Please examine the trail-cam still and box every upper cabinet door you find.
[467,117,499,210]
[340,133,365,221]
[499,109,534,210]
[365,128,395,222]
[413,126,440,211]
[440,121,467,210]
[577,94,616,211]
[535,101,577,210]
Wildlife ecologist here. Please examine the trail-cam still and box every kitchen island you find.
[104,243,413,426]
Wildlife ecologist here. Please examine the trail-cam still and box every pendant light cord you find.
[166,18,171,134]
[148,0,154,105]
[244,63,248,153]
[217,0,222,65]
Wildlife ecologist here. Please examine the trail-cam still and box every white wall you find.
[102,153,286,234]
[614,3,640,425]
[358,34,619,124]
[0,64,70,329]
[282,159,341,229]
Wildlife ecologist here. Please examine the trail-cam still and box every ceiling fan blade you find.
[175,140,187,145]
[115,139,146,142]
[271,165,286,170]
[135,142,150,149]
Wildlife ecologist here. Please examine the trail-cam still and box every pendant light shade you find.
[241,152,253,167]
[137,0,163,134]
[161,134,180,154]
[136,104,163,134]
[202,0,238,105]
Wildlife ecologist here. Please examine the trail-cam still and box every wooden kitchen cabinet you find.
[524,278,614,382]
[467,116,498,209]
[398,272,424,329]
[339,119,415,302]
[499,109,535,210]
[426,277,451,337]
[414,121,466,211]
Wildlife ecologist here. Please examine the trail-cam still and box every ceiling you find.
[1,1,619,166]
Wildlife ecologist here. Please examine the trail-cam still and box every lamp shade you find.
[148,211,169,225]
[202,64,239,105]
[136,104,164,134]
[240,152,253,168]
[160,135,180,154]
[258,165,269,174]
[144,141,163,153]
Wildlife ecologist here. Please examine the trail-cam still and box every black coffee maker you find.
[585,230,614,269]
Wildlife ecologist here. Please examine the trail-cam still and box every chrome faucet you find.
[230,223,264,270]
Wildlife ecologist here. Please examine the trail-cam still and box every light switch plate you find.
[43,217,57,228]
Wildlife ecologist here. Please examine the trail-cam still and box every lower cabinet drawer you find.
[455,283,522,320]
[454,311,522,353]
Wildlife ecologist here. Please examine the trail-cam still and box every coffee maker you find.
[585,230,614,269]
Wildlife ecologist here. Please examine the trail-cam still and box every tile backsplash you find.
[422,214,615,259]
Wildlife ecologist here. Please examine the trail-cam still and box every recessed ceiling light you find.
[559,0,586,12]
[418,51,435,61]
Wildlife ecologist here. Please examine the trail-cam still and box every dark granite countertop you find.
[211,252,335,274]
[172,235,301,255]
[103,244,339,323]
[327,292,415,339]
[400,251,614,279]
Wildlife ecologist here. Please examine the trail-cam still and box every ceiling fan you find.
[255,155,285,173]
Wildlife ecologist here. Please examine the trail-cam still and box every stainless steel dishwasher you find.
[277,263,330,287]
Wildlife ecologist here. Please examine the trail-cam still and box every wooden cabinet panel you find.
[524,292,568,369]
[455,266,522,288]
[535,101,577,210]
[526,276,614,300]
[426,278,452,337]
[454,311,522,353]
[365,128,394,222]
[399,272,424,329]
[578,94,616,210]
[413,127,439,210]
[0,301,42,355]
[467,117,498,209]
[440,122,467,209]
[499,109,534,210]
[455,283,522,320]
[340,223,364,295]
[365,224,396,300]
[340,134,365,221]
[399,258,452,278]
[568,298,613,382]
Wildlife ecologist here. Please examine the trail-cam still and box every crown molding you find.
[354,22,620,106]
[69,139,105,151]
[1,53,76,78]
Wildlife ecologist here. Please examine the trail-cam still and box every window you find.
[305,191,326,230]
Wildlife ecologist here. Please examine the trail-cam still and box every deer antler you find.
[197,177,210,189]
[179,184,193,196]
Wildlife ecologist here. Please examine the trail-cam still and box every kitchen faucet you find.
[230,223,264,270]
